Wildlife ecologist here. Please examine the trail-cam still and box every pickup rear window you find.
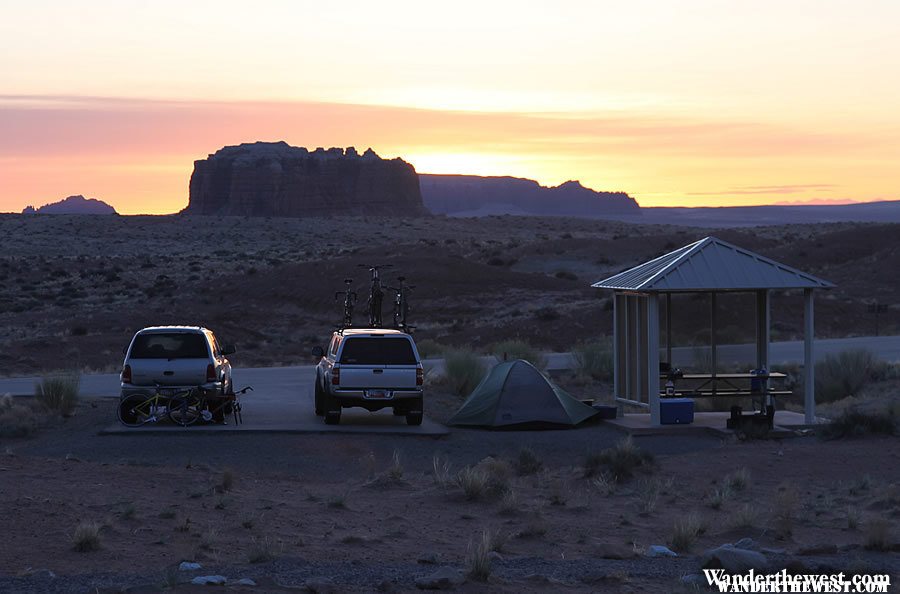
[339,337,417,365]
[130,333,210,359]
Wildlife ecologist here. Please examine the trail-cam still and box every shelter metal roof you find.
[591,236,834,292]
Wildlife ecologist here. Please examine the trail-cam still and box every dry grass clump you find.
[72,520,101,552]
[443,349,487,396]
[35,373,79,416]
[732,504,761,529]
[724,468,751,491]
[592,473,617,496]
[498,489,521,516]
[637,478,661,514]
[432,455,453,488]
[513,447,543,476]
[772,485,799,537]
[248,536,281,563]
[388,449,404,480]
[0,395,41,438]
[491,340,546,369]
[584,437,654,480]
[707,485,733,510]
[573,340,613,381]
[671,512,703,553]
[456,457,512,501]
[466,530,493,581]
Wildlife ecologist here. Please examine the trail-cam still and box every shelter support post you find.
[804,289,815,424]
[756,290,770,370]
[710,293,717,376]
[665,293,672,365]
[648,294,660,425]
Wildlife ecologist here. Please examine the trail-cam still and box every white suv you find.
[312,329,424,425]
[120,326,234,399]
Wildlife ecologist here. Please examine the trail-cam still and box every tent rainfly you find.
[591,236,834,426]
[449,359,599,428]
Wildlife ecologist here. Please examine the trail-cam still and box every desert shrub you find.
[35,373,79,416]
[671,512,703,552]
[592,474,617,496]
[772,485,799,537]
[533,306,560,322]
[584,437,654,481]
[820,408,897,439]
[415,339,445,359]
[815,349,883,403]
[0,395,40,438]
[637,478,661,514]
[491,340,546,369]
[732,504,760,529]
[218,468,235,492]
[72,521,101,552]
[498,489,521,516]
[863,518,892,551]
[573,340,613,381]
[466,530,492,581]
[513,447,543,476]
[443,349,486,396]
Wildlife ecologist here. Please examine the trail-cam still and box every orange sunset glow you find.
[2,1,899,214]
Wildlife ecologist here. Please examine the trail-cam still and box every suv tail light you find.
[416,365,424,386]
[206,364,217,383]
[331,366,341,386]
[121,364,132,384]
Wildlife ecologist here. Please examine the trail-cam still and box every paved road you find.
[2,335,898,399]
[4,366,448,436]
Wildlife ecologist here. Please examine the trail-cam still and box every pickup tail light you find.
[416,365,424,386]
[121,364,132,384]
[206,364,217,383]
[332,366,341,386]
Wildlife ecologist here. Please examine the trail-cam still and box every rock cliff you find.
[419,174,640,218]
[184,142,426,217]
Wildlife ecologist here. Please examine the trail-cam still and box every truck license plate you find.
[366,390,392,399]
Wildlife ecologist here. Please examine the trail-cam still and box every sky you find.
[1,0,899,214]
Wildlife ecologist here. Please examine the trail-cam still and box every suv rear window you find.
[339,337,417,365]
[130,333,209,359]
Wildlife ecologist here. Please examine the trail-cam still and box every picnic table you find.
[660,372,792,409]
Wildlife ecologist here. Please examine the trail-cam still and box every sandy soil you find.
[0,214,897,376]
[0,399,898,593]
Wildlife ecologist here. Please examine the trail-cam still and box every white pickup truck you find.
[312,329,424,425]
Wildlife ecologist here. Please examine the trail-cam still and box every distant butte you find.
[22,195,118,215]
[418,174,641,218]
[183,141,427,217]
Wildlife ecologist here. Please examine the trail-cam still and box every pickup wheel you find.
[323,395,341,425]
[405,397,423,426]
[314,381,324,416]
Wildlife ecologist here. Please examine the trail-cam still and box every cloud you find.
[688,184,839,196]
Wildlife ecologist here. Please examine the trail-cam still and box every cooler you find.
[660,398,694,425]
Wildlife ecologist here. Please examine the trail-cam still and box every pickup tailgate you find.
[128,358,210,387]
[339,365,418,390]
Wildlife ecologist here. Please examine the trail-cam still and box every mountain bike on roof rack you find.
[334,278,357,329]
[387,275,414,332]
[358,264,392,328]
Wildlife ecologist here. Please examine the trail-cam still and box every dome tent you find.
[449,360,599,428]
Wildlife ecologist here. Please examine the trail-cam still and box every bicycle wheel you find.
[168,392,203,426]
[117,394,152,427]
